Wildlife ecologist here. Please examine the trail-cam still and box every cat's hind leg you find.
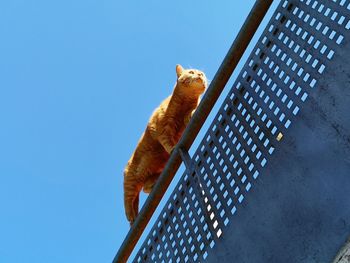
[123,173,142,225]
[132,192,139,224]
[143,173,160,193]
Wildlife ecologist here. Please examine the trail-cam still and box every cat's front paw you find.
[169,145,176,155]
[184,109,196,125]
[164,144,175,155]
[184,115,191,125]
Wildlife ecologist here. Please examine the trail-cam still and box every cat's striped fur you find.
[123,65,207,224]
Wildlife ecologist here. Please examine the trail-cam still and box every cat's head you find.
[176,65,208,96]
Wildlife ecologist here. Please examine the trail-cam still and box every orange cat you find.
[123,65,208,224]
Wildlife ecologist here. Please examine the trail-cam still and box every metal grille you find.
[133,0,350,262]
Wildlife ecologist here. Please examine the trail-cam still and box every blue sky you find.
[0,1,269,262]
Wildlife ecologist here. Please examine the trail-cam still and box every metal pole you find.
[113,0,274,262]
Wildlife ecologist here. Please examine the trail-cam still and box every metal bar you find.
[112,0,274,262]
[178,147,192,171]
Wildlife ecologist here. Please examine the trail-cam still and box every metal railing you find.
[112,0,274,262]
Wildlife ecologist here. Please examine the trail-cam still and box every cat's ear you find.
[176,64,184,78]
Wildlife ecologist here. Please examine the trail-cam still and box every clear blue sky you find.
[0,1,266,262]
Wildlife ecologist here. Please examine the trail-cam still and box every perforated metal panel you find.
[133,0,350,262]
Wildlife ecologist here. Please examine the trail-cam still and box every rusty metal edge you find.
[113,0,274,262]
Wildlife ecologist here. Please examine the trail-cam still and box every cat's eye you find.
[189,71,194,74]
